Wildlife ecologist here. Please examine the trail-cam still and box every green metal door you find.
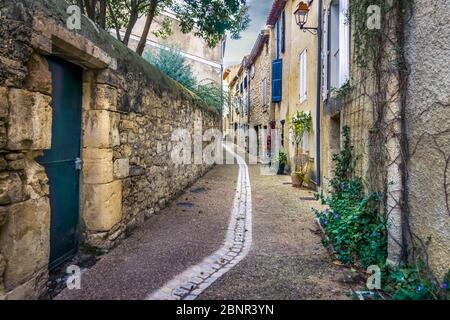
[37,56,83,270]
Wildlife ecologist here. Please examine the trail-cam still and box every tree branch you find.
[136,0,159,56]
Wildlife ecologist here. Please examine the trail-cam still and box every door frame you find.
[33,22,115,268]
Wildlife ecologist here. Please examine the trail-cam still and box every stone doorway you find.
[37,57,83,270]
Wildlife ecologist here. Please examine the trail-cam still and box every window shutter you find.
[322,8,330,101]
[339,0,350,86]
[272,59,283,102]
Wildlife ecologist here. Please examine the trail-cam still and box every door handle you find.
[75,157,82,171]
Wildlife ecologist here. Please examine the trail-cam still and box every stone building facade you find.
[228,59,250,149]
[403,0,450,279]
[265,0,320,183]
[319,0,450,279]
[260,0,449,279]
[222,64,240,140]
[0,0,219,299]
[267,0,288,165]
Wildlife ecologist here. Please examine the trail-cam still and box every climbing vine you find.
[316,0,450,299]
[315,127,387,269]
[315,128,449,299]
[348,0,415,263]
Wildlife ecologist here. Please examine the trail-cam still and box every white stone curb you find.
[146,144,253,300]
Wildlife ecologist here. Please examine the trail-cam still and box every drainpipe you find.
[220,38,225,138]
[314,0,323,188]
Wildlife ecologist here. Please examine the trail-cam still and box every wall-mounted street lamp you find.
[294,1,318,33]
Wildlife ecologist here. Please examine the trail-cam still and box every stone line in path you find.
[147,145,252,300]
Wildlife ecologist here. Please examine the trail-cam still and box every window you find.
[299,49,307,102]
[275,20,280,59]
[262,78,267,106]
[324,0,350,98]
[339,0,350,85]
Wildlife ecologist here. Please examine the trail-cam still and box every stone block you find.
[7,89,52,150]
[113,158,130,179]
[83,148,114,184]
[23,156,49,200]
[0,197,50,291]
[0,254,5,288]
[0,172,25,205]
[3,269,48,300]
[95,84,118,111]
[84,232,110,250]
[83,180,122,232]
[0,207,7,226]
[83,110,119,148]
[24,54,52,95]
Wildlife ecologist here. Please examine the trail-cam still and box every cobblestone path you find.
[147,145,252,300]
[57,148,363,300]
[198,165,364,300]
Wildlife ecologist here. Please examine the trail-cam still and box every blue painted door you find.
[37,56,83,270]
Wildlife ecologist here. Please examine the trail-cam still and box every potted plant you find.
[275,151,287,175]
[289,111,312,187]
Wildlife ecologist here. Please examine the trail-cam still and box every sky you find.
[224,0,273,67]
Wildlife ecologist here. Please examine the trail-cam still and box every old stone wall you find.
[404,0,450,280]
[0,0,220,299]
[321,73,375,191]
[249,40,271,129]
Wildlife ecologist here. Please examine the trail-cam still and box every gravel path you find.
[147,145,253,300]
[56,151,363,300]
[57,162,238,300]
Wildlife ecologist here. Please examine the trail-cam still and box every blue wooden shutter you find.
[272,59,282,102]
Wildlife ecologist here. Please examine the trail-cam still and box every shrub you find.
[314,126,387,269]
[144,47,225,114]
[144,46,197,91]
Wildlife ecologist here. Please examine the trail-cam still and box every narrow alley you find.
[1,0,448,305]
[56,148,361,300]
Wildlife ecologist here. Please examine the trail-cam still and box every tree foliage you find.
[144,47,225,114]
[69,0,249,56]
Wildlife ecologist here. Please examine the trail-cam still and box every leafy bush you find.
[144,47,197,91]
[385,267,435,300]
[383,266,450,300]
[275,151,287,165]
[192,80,224,115]
[314,126,387,269]
[314,127,450,300]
